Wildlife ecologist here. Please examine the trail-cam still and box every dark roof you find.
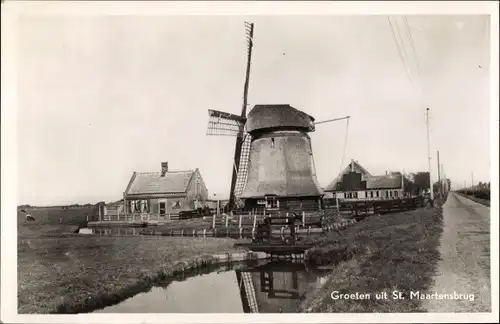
[245,104,315,134]
[366,174,403,189]
[126,170,195,196]
[324,160,372,191]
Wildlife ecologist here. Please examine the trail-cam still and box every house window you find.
[376,191,380,198]
[271,138,275,148]
[354,192,358,199]
[394,191,399,197]
[131,200,149,213]
[370,191,374,198]
[386,191,389,197]
[172,200,182,209]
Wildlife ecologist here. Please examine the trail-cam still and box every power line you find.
[388,16,413,85]
[404,16,422,81]
[339,118,350,173]
[403,16,426,101]
[394,17,414,79]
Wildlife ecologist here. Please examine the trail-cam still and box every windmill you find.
[207,22,351,212]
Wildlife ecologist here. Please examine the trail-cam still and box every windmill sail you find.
[234,132,252,199]
[207,109,246,136]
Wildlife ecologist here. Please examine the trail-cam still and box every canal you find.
[92,260,330,313]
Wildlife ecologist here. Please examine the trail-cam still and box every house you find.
[324,160,410,203]
[123,162,209,217]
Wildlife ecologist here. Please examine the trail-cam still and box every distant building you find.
[205,199,229,212]
[323,160,410,204]
[123,162,209,217]
[105,199,124,216]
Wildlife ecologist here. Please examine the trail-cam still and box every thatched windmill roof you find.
[245,104,315,134]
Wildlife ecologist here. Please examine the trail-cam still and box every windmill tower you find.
[207,22,350,212]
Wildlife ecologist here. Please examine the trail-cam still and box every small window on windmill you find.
[271,138,275,148]
[265,196,279,209]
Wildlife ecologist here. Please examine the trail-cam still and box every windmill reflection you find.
[236,261,324,313]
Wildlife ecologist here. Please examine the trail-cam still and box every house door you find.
[159,201,166,216]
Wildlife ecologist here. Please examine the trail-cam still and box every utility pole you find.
[471,171,474,196]
[437,150,441,198]
[425,108,434,203]
[441,163,445,195]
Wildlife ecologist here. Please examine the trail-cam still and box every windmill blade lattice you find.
[207,109,246,136]
[234,132,252,198]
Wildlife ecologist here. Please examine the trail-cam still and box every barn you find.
[123,162,209,218]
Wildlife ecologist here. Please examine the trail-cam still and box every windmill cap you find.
[246,104,315,134]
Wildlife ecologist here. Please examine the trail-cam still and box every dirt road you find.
[423,192,491,312]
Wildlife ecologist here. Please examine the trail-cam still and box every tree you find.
[433,181,440,193]
[413,171,431,193]
[403,175,415,194]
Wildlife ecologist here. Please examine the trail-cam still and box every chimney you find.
[161,162,169,176]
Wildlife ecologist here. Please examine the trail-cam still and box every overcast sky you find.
[16,14,491,205]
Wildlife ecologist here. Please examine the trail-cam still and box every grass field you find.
[18,235,245,314]
[18,206,93,237]
[300,201,444,313]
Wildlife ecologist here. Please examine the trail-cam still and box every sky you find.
[16,14,491,206]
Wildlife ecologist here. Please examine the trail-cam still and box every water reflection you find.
[236,261,327,313]
[94,260,329,313]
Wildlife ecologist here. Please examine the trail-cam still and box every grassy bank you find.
[456,192,490,207]
[301,203,444,313]
[18,235,249,314]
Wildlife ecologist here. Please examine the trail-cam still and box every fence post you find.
[302,211,306,227]
[239,215,242,228]
[225,214,229,228]
[203,229,206,238]
[212,213,216,229]
[252,214,257,232]
[239,227,243,239]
